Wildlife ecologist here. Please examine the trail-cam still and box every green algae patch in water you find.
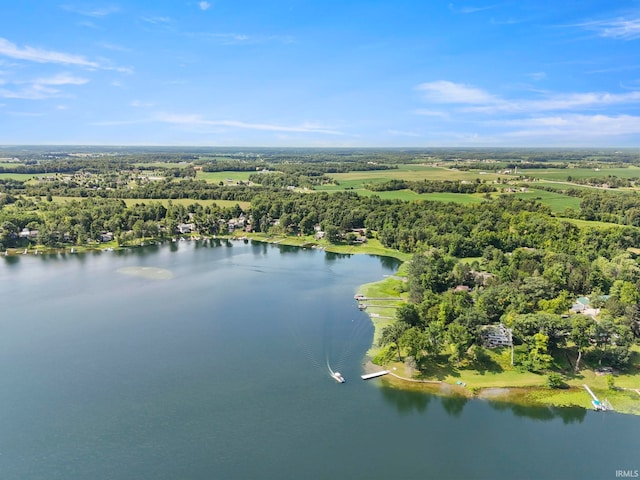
[117,266,173,280]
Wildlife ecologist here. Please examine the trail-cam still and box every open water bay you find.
[0,241,638,479]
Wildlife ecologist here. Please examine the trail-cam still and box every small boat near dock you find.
[331,371,345,383]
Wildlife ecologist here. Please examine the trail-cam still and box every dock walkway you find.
[361,370,390,380]
[583,384,608,411]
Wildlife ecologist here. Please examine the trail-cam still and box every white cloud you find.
[526,72,546,81]
[417,80,640,115]
[187,32,294,45]
[0,84,62,100]
[140,16,172,25]
[448,3,503,14]
[153,113,343,135]
[60,5,120,17]
[97,42,130,52]
[93,113,343,135]
[466,90,640,113]
[416,81,498,104]
[579,17,640,41]
[199,1,211,11]
[31,73,89,85]
[0,38,100,68]
[0,38,130,73]
[500,114,640,137]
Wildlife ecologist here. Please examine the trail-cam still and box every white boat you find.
[330,371,345,383]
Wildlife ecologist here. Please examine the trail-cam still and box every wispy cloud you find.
[0,84,62,100]
[414,109,449,118]
[130,100,154,108]
[578,17,640,41]
[0,38,130,72]
[466,90,640,113]
[199,1,211,11]
[448,3,503,14]
[154,113,343,134]
[0,73,88,99]
[417,80,640,114]
[526,72,546,81]
[93,112,343,135]
[31,73,89,86]
[416,81,498,104]
[140,16,172,25]
[60,4,120,17]
[0,38,100,68]
[97,42,130,52]
[500,114,640,138]
[187,32,294,45]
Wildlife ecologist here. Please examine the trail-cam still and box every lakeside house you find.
[98,232,114,242]
[19,228,38,239]
[481,324,513,348]
[177,223,195,234]
[570,296,604,318]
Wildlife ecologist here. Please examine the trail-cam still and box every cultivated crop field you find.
[326,164,502,185]
[196,171,254,183]
[520,166,640,181]
[0,173,36,181]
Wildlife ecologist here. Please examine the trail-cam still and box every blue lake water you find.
[1,241,638,479]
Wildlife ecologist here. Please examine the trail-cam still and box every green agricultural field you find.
[520,166,640,181]
[508,188,581,212]
[0,173,35,181]
[196,171,254,183]
[317,185,487,204]
[326,164,502,186]
[562,217,631,229]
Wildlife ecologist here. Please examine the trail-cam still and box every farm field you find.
[196,171,254,183]
[326,164,502,185]
[520,166,640,181]
[507,188,582,212]
[0,173,36,181]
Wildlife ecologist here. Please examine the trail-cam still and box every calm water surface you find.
[1,241,638,480]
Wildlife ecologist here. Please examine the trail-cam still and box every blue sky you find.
[1,1,640,147]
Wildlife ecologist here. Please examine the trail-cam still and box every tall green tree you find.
[379,322,408,362]
[570,315,595,372]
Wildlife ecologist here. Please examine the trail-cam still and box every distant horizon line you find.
[1,144,639,151]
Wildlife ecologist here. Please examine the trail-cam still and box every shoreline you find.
[6,232,639,415]
[355,268,640,417]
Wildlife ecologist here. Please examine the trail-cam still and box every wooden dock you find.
[361,370,390,380]
[583,384,607,411]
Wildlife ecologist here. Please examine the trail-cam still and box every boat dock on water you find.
[361,371,390,380]
[584,384,610,411]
